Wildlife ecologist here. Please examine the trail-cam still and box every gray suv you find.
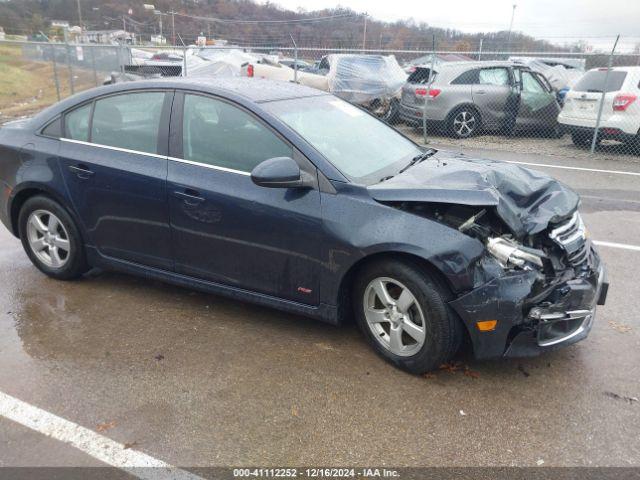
[399,61,561,138]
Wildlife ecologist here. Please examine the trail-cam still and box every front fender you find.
[319,185,487,307]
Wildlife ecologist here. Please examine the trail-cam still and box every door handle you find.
[68,164,94,179]
[173,189,205,205]
[476,90,486,94]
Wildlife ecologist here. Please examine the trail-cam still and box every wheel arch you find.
[335,250,456,325]
[9,184,81,240]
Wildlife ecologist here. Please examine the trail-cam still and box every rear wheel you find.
[382,98,401,125]
[448,107,480,139]
[353,259,462,374]
[624,133,640,154]
[18,195,89,280]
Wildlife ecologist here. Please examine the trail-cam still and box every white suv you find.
[558,66,640,148]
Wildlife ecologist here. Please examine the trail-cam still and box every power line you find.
[170,11,362,24]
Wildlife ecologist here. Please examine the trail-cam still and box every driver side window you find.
[182,94,292,172]
[522,71,545,94]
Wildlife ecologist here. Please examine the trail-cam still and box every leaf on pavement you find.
[96,421,116,432]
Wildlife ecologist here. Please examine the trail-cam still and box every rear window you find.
[451,69,479,85]
[573,70,627,93]
[408,67,436,85]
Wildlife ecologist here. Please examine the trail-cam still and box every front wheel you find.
[353,259,462,374]
[18,195,89,280]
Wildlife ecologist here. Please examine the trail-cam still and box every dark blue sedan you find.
[0,78,607,373]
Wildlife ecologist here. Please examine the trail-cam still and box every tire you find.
[353,259,462,374]
[571,131,595,147]
[382,98,401,125]
[448,106,480,139]
[18,195,89,280]
[547,123,564,139]
[624,134,640,154]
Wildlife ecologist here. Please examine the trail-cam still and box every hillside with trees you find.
[0,0,581,54]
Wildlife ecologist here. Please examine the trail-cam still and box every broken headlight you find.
[486,237,544,269]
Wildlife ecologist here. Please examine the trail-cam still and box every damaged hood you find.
[368,151,579,237]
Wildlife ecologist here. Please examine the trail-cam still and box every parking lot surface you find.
[0,146,639,471]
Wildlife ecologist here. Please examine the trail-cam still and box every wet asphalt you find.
[0,146,639,469]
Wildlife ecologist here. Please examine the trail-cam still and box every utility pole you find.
[76,0,83,31]
[171,11,176,46]
[362,13,368,52]
[506,4,517,52]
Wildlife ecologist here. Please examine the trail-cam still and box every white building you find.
[79,30,135,44]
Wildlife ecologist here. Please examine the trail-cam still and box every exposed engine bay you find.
[385,201,592,273]
[382,200,606,357]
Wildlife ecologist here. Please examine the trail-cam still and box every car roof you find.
[417,60,522,70]
[586,66,640,72]
[30,77,328,126]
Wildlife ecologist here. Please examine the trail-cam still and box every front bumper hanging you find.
[449,261,608,360]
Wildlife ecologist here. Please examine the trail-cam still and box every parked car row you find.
[116,47,640,152]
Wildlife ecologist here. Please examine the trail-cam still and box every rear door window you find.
[41,117,62,138]
[91,92,166,154]
[478,68,510,86]
[573,70,627,93]
[64,103,92,141]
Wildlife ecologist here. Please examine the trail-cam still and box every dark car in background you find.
[0,78,606,373]
[399,61,562,138]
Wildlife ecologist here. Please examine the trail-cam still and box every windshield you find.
[573,70,627,93]
[265,95,421,184]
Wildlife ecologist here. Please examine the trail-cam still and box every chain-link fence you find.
[2,38,640,159]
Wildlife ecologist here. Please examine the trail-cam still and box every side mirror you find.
[251,157,312,189]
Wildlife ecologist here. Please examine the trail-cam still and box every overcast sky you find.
[267,0,640,51]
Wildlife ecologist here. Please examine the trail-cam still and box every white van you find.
[558,66,640,148]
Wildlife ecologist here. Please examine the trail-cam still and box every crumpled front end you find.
[450,212,608,359]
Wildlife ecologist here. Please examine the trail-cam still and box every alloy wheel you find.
[26,209,71,269]
[363,277,427,357]
[453,110,477,138]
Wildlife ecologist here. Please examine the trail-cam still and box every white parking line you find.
[504,160,640,177]
[0,391,204,480]
[594,240,640,252]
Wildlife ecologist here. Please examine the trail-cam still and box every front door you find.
[58,90,173,270]
[167,92,322,305]
[516,71,560,131]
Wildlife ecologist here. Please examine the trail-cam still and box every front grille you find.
[549,212,589,266]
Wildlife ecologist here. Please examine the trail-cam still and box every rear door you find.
[166,92,323,304]
[58,90,174,270]
[471,67,512,128]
